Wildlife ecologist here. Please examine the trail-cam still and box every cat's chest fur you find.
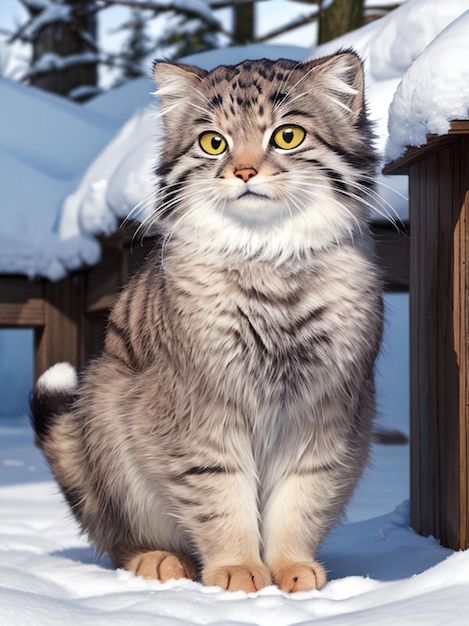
[160,240,378,417]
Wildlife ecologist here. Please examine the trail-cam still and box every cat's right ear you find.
[153,61,208,116]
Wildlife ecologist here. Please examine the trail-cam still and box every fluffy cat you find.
[30,52,384,593]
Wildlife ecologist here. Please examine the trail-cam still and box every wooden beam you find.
[0,277,45,327]
[383,121,469,175]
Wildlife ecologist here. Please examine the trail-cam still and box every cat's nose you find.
[234,166,258,183]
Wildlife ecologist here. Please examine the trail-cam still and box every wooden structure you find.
[0,221,408,381]
[384,121,469,551]
[0,224,146,378]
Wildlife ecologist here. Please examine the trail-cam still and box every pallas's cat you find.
[31,52,383,593]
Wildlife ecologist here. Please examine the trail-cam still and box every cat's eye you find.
[271,125,306,150]
[199,131,228,156]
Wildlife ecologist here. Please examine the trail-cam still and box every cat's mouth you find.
[237,189,268,200]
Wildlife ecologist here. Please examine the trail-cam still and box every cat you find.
[30,51,384,594]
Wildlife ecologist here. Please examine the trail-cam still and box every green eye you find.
[199,131,228,155]
[271,125,306,150]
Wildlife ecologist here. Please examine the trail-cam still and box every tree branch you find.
[255,11,318,43]
[96,0,220,28]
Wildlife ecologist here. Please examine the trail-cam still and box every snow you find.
[2,294,468,625]
[27,51,101,75]
[386,9,469,160]
[19,1,72,42]
[125,0,220,25]
[0,76,120,279]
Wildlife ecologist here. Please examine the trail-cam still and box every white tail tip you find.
[36,362,78,393]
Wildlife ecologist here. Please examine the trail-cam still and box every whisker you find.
[294,172,402,229]
[292,179,365,238]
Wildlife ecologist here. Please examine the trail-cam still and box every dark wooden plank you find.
[0,277,45,326]
[436,144,459,548]
[407,132,469,550]
[409,163,420,535]
[86,240,124,313]
[35,274,85,379]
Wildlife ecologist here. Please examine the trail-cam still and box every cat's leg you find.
[170,430,271,592]
[262,470,329,592]
[262,435,365,592]
[187,470,271,592]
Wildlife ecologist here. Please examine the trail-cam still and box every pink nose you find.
[234,167,258,183]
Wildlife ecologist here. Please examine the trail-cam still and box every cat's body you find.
[31,53,384,593]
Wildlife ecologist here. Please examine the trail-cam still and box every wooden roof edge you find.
[382,120,469,176]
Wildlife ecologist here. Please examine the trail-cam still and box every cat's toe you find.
[125,550,196,582]
[203,563,271,592]
[273,560,327,592]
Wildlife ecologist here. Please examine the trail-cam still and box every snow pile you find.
[1,476,465,626]
[386,9,469,160]
[0,76,119,279]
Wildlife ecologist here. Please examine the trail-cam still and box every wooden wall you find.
[385,122,469,550]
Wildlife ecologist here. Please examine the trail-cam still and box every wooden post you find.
[384,121,469,550]
[35,274,86,379]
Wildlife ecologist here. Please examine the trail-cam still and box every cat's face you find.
[153,54,377,259]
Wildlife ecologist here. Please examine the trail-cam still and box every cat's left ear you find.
[153,60,208,115]
[305,50,365,121]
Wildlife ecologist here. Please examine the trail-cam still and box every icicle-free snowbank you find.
[386,9,469,161]
[0,76,119,279]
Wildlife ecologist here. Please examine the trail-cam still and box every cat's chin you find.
[223,197,294,228]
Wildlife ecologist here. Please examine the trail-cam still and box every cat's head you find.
[152,52,377,261]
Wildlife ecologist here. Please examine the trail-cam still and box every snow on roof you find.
[84,77,155,125]
[1,76,117,176]
[385,9,469,161]
[0,76,121,280]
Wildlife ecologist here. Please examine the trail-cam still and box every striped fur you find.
[30,53,384,593]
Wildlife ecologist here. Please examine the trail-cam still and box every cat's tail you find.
[30,362,78,447]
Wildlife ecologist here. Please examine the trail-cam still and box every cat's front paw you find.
[203,563,272,592]
[272,560,327,592]
[125,550,196,582]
